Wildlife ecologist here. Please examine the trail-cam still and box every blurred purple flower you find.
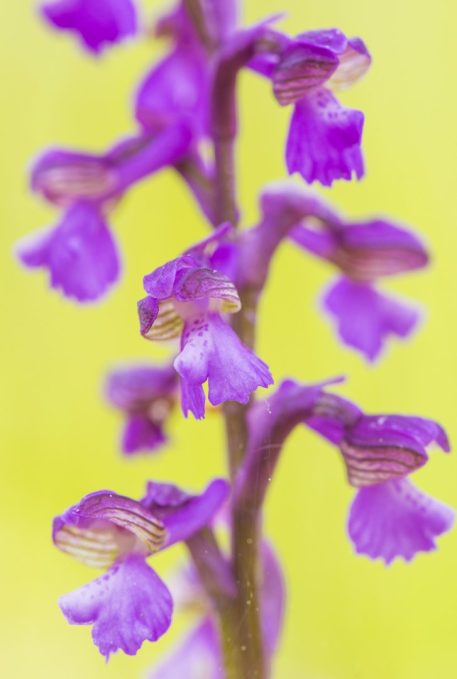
[41,0,138,54]
[18,127,191,302]
[17,201,120,302]
[324,278,419,361]
[290,200,429,360]
[53,478,229,658]
[104,364,178,455]
[138,225,273,418]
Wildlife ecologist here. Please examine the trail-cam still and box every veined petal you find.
[143,299,184,341]
[273,42,338,105]
[60,555,173,658]
[286,88,364,187]
[340,436,428,487]
[348,479,454,564]
[16,201,120,302]
[31,148,116,205]
[342,413,449,487]
[53,491,166,566]
[335,220,428,279]
[323,277,420,361]
[174,267,241,313]
[31,128,191,207]
[41,0,137,55]
[292,219,429,281]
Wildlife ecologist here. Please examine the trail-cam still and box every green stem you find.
[183,3,266,676]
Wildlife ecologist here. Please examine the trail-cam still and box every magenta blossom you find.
[252,28,371,185]
[41,0,138,54]
[104,363,178,455]
[306,389,454,563]
[291,208,429,360]
[53,478,229,658]
[17,201,120,302]
[138,225,273,419]
[17,127,191,302]
[236,379,453,564]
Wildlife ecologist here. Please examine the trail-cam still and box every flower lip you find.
[41,0,138,55]
[348,478,454,564]
[53,491,166,567]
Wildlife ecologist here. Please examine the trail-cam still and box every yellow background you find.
[2,0,457,677]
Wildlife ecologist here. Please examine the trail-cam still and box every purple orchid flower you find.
[17,201,120,302]
[237,379,453,564]
[53,478,229,658]
[252,28,371,186]
[104,363,178,455]
[149,542,285,679]
[138,225,273,419]
[306,389,454,563]
[17,127,191,302]
[41,0,138,55]
[290,209,429,360]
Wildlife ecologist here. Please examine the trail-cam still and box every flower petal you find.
[160,479,230,547]
[16,201,120,302]
[141,478,229,546]
[41,0,137,55]
[348,479,454,564]
[135,47,208,134]
[174,267,240,313]
[105,364,177,411]
[174,314,273,417]
[60,555,173,658]
[327,37,371,90]
[292,219,429,280]
[122,415,167,455]
[138,296,160,338]
[31,148,116,205]
[286,88,364,186]
[273,42,338,105]
[53,491,166,565]
[323,277,419,361]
